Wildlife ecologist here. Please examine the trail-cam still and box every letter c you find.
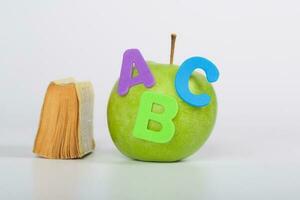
[175,57,219,107]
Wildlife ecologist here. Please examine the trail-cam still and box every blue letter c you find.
[175,57,219,107]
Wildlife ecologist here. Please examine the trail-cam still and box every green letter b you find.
[133,91,178,143]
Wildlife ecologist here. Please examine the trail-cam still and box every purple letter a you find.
[118,49,155,96]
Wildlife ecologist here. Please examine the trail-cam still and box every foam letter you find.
[175,57,219,107]
[133,91,178,143]
[118,49,155,96]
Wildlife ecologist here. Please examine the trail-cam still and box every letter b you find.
[133,91,178,143]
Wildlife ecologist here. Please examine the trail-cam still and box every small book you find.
[33,78,95,159]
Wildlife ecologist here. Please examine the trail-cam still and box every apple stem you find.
[170,33,177,65]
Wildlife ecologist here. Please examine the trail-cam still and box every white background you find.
[1,0,300,199]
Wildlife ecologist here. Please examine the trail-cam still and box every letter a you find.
[133,91,178,143]
[118,49,155,96]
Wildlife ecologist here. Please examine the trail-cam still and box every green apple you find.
[107,61,217,162]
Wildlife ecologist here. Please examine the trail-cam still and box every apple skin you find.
[107,61,217,162]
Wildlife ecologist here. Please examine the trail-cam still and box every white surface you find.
[1,0,300,199]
